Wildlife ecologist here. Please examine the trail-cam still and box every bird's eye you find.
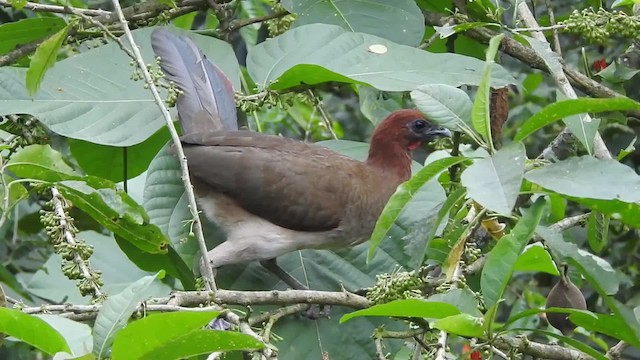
[411,119,428,132]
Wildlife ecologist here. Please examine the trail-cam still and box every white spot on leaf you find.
[368,44,388,54]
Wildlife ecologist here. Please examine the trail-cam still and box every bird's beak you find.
[425,127,452,139]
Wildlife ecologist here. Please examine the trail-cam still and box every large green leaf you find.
[111,312,263,360]
[426,288,481,316]
[481,199,546,308]
[461,143,525,215]
[247,24,515,92]
[433,313,484,338]
[410,84,475,136]
[57,179,168,254]
[524,156,640,202]
[341,300,459,323]
[572,197,640,228]
[0,17,66,56]
[0,308,70,355]
[36,315,93,356]
[358,86,403,124]
[69,127,170,182]
[368,156,467,262]
[536,227,619,295]
[283,0,425,46]
[514,98,640,142]
[0,27,240,146]
[6,144,77,181]
[143,146,202,265]
[93,273,165,359]
[513,243,559,275]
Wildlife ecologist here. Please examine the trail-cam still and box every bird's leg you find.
[260,258,331,319]
[260,258,307,290]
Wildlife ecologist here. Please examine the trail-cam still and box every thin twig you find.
[307,90,338,140]
[249,303,308,325]
[543,0,562,56]
[108,0,217,290]
[511,24,567,33]
[0,0,109,15]
[228,11,289,32]
[516,1,612,160]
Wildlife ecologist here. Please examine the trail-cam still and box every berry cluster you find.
[561,8,640,43]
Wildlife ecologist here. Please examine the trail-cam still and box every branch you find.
[228,11,289,32]
[20,289,369,318]
[0,0,109,15]
[109,0,217,291]
[0,40,42,67]
[493,335,593,360]
[605,341,628,360]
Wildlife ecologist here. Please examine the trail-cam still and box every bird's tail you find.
[151,28,238,134]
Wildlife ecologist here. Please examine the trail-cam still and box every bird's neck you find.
[366,141,412,181]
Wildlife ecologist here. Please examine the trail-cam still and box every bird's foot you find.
[303,304,332,320]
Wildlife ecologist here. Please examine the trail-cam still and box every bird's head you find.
[367,109,450,179]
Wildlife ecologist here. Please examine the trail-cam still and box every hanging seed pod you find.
[545,271,587,335]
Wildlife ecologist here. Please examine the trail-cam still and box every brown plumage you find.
[151,29,450,290]
[184,110,450,277]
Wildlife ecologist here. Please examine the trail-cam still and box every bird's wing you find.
[151,28,237,133]
[181,131,363,232]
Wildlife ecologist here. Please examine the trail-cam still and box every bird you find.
[151,28,451,292]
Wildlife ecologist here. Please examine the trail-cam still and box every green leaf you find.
[537,227,619,295]
[427,288,481,316]
[368,157,467,262]
[358,86,403,124]
[573,197,640,228]
[556,92,601,155]
[410,84,475,137]
[114,235,195,290]
[111,312,263,360]
[0,17,66,56]
[586,212,609,253]
[461,142,525,215]
[514,98,640,142]
[471,34,504,149]
[0,307,70,355]
[616,136,636,161]
[0,27,240,146]
[434,313,484,338]
[35,315,92,357]
[525,156,640,202]
[247,24,515,92]
[143,147,200,265]
[57,179,169,254]
[481,198,546,308]
[505,307,640,349]
[340,300,459,323]
[285,0,425,46]
[93,273,164,359]
[26,24,70,95]
[69,127,170,182]
[612,0,640,8]
[6,144,77,181]
[513,244,559,275]
[522,35,562,74]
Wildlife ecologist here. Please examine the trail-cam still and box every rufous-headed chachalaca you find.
[151,28,450,292]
